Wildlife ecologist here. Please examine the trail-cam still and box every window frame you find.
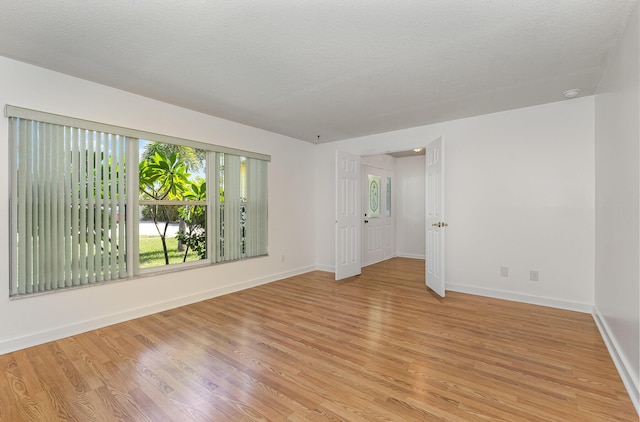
[6,105,270,298]
[136,141,211,272]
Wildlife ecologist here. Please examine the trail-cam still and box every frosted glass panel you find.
[368,174,381,218]
[386,177,391,217]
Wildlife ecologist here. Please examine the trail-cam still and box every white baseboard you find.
[395,253,425,260]
[592,307,640,415]
[446,283,593,313]
[0,266,316,355]
[314,257,425,274]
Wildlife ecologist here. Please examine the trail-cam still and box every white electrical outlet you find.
[500,266,509,277]
[530,270,539,281]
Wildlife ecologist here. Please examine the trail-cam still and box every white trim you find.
[138,200,207,206]
[446,282,593,313]
[592,307,640,415]
[0,266,315,355]
[5,104,271,162]
[395,253,425,260]
[315,265,335,273]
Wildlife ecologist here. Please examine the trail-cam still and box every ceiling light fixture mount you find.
[413,148,423,154]
[563,89,581,99]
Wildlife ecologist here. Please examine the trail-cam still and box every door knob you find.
[364,220,369,224]
[432,222,441,227]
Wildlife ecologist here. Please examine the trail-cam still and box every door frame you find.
[336,140,445,294]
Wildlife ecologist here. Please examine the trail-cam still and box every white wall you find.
[361,154,395,170]
[0,57,317,354]
[395,155,426,258]
[316,97,595,312]
[594,0,639,411]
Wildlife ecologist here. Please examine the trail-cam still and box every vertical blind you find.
[7,105,270,298]
[221,154,242,261]
[245,158,268,257]
[215,155,268,262]
[10,117,128,296]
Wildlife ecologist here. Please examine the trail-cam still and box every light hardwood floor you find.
[0,258,636,421]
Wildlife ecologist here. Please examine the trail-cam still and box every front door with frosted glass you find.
[362,165,390,267]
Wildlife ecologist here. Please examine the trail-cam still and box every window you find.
[138,141,208,268]
[7,106,269,297]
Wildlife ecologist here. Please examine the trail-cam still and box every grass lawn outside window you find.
[139,235,202,268]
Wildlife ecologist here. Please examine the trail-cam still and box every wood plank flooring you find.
[0,258,636,421]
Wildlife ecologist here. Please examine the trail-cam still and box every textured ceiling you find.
[0,1,636,143]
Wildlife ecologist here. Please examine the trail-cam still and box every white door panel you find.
[425,137,446,297]
[336,151,361,280]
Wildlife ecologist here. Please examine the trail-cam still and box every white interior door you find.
[425,137,446,297]
[335,151,361,280]
[362,166,385,266]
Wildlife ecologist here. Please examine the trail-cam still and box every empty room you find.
[0,1,638,421]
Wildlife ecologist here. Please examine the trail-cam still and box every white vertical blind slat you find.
[126,139,139,277]
[55,125,65,289]
[32,122,39,291]
[117,135,127,278]
[63,126,72,287]
[45,125,58,290]
[214,153,222,263]
[221,153,229,262]
[224,155,241,261]
[71,128,80,286]
[257,159,268,256]
[79,129,88,285]
[46,124,56,290]
[109,134,118,279]
[36,122,45,292]
[101,133,109,281]
[87,131,95,284]
[246,158,256,257]
[101,134,110,280]
[14,119,27,295]
[206,151,215,263]
[94,133,103,282]
[9,118,18,296]
[25,121,34,294]
[41,123,49,291]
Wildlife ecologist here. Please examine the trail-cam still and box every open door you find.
[335,151,361,280]
[425,137,446,297]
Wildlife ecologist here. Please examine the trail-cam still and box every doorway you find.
[335,140,445,298]
[362,164,393,267]
[360,150,426,268]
